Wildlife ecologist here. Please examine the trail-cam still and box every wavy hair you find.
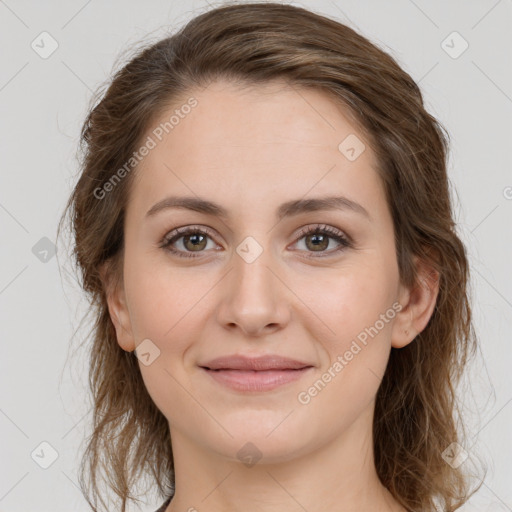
[58,2,485,511]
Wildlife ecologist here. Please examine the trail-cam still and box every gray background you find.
[0,0,511,511]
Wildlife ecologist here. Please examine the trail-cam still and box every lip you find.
[199,355,314,392]
[201,367,314,392]
[200,354,313,371]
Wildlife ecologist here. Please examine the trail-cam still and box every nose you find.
[215,243,291,337]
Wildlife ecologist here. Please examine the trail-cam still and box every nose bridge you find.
[217,234,289,335]
[232,235,278,304]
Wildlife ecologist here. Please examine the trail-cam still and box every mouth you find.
[198,354,315,392]
[199,366,314,392]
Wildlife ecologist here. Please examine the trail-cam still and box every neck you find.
[165,402,406,512]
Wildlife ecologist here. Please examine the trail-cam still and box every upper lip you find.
[200,355,313,371]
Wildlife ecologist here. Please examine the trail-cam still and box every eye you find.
[159,225,219,259]
[159,223,352,259]
[292,224,352,258]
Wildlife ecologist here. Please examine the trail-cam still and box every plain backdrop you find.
[0,1,511,511]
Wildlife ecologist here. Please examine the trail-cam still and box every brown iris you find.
[183,233,208,251]
[305,233,329,251]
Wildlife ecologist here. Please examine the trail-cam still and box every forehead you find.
[162,79,370,155]
[128,80,385,221]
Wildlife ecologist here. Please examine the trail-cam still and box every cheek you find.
[124,263,208,416]
[299,261,397,394]
[124,248,212,343]
[294,275,396,431]
[298,259,398,341]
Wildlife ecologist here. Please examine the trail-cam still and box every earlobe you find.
[391,256,440,349]
[99,262,136,352]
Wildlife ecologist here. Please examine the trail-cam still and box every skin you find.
[104,79,439,512]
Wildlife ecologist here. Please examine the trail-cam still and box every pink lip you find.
[199,354,314,392]
[201,367,313,392]
[201,354,312,371]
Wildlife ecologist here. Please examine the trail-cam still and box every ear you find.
[391,255,440,349]
[99,261,136,352]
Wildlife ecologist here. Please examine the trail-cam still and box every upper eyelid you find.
[163,225,217,243]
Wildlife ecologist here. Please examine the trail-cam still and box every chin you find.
[202,413,318,463]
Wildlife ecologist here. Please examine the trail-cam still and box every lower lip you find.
[201,367,313,392]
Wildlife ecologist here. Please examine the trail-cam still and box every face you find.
[108,79,418,464]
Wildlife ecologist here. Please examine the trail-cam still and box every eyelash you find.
[159,224,353,259]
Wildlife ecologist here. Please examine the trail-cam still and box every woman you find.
[58,2,484,511]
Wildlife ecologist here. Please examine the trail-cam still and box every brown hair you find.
[57,2,485,511]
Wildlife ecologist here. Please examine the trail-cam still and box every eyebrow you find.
[145,195,371,221]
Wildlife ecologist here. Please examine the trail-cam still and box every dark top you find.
[154,496,172,512]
